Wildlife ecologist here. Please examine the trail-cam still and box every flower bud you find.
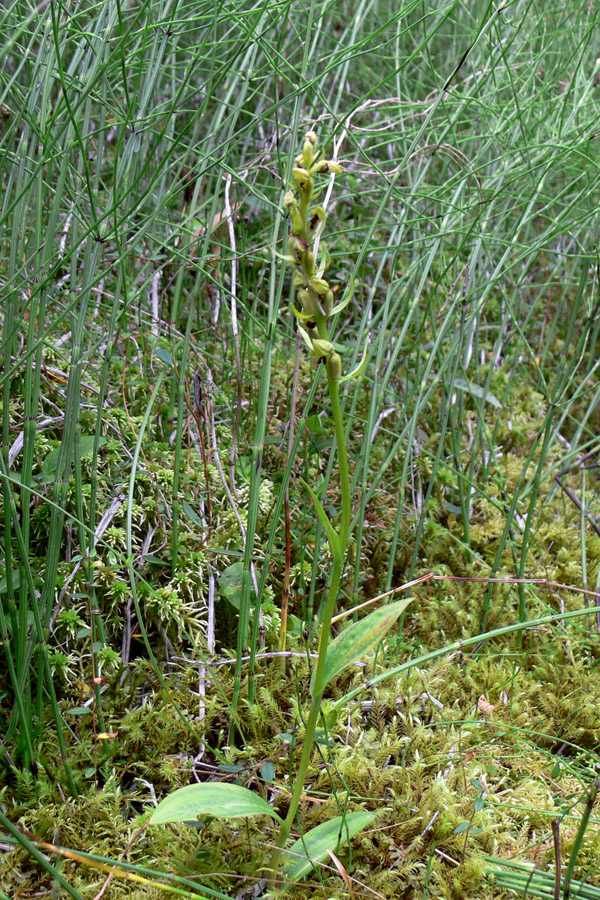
[311,338,334,359]
[283,190,296,210]
[308,205,325,236]
[326,351,342,381]
[309,276,330,295]
[292,167,310,188]
[311,159,343,175]
[288,234,309,262]
[302,138,315,168]
[298,289,323,320]
[301,250,315,278]
[291,206,304,234]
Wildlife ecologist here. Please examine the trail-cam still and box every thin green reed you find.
[480,265,595,635]
[0,17,79,781]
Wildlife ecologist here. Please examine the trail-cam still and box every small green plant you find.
[148,130,412,885]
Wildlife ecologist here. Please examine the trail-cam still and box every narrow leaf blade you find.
[330,276,354,316]
[453,378,501,408]
[338,337,369,384]
[301,479,341,558]
[283,811,375,880]
[149,783,283,825]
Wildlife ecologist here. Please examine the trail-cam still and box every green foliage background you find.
[2,0,600,896]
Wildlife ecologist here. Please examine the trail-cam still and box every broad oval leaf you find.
[43,435,107,478]
[155,347,174,367]
[218,561,244,610]
[312,597,413,695]
[283,810,375,880]
[149,783,283,825]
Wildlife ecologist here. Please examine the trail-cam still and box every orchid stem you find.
[269,365,351,880]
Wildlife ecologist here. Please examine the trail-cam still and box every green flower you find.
[283,130,346,379]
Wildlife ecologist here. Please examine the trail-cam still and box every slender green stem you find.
[268,556,343,878]
[0,813,84,900]
[269,359,351,880]
[329,376,351,548]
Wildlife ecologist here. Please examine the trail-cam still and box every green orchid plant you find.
[148,130,412,889]
[267,129,363,876]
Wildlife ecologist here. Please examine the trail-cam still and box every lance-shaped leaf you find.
[312,597,414,694]
[330,276,355,316]
[274,250,297,264]
[292,304,322,324]
[316,241,331,276]
[149,783,283,825]
[283,810,375,880]
[300,478,341,559]
[338,336,369,384]
[297,324,316,354]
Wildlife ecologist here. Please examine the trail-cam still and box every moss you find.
[7,612,600,898]
[4,145,600,900]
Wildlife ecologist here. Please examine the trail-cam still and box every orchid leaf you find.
[296,324,315,353]
[312,597,414,694]
[283,811,375,879]
[300,478,341,558]
[291,304,315,323]
[330,276,354,316]
[338,336,369,383]
[149,783,283,825]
